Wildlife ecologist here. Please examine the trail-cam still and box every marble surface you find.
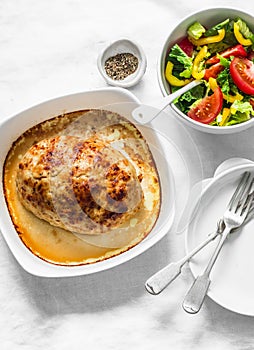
[1,0,254,349]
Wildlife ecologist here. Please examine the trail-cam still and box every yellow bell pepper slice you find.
[165,61,192,87]
[233,22,252,46]
[219,108,231,126]
[192,45,208,80]
[208,77,218,91]
[208,77,243,103]
[223,92,243,103]
[188,29,225,46]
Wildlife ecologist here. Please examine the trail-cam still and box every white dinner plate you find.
[186,158,254,315]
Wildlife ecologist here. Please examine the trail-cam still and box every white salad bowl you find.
[0,87,175,277]
[158,7,254,134]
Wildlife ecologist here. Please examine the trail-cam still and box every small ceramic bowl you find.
[158,7,254,134]
[97,38,147,88]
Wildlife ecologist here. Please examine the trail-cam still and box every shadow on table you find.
[15,234,171,317]
[152,266,254,346]
[203,297,254,343]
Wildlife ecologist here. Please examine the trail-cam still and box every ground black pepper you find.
[104,52,139,80]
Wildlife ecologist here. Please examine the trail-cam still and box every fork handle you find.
[145,229,220,295]
[145,261,182,295]
[182,274,211,314]
[203,227,230,275]
[182,227,231,314]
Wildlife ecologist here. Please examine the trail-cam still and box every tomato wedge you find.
[230,57,254,95]
[206,44,247,65]
[187,87,223,124]
[204,63,224,80]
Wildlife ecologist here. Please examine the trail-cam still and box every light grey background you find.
[1,0,254,349]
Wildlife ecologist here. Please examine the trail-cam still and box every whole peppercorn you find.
[104,53,139,80]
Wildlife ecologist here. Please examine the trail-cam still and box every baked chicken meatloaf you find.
[15,110,160,239]
[16,135,143,235]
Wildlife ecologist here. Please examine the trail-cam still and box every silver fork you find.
[145,219,225,295]
[145,205,254,296]
[182,171,254,314]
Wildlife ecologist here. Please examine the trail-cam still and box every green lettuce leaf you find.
[167,44,193,78]
[207,20,237,53]
[216,68,231,95]
[174,84,206,114]
[223,19,238,45]
[187,22,206,40]
[218,55,230,68]
[217,67,239,95]
[226,100,254,125]
[230,100,254,115]
[235,18,254,44]
[208,42,231,55]
[204,18,230,37]
[225,113,251,126]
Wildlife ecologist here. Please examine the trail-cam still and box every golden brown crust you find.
[16,134,143,235]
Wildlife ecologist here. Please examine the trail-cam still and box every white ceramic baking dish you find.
[0,87,175,277]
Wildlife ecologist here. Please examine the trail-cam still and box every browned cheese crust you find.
[16,134,143,235]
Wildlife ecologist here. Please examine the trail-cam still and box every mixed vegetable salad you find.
[165,17,254,126]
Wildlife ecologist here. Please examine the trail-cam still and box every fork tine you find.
[228,172,249,210]
[230,172,250,212]
[239,180,254,216]
[240,192,254,220]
